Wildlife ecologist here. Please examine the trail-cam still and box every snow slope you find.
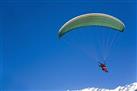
[69,82,137,91]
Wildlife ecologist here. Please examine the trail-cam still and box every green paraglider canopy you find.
[58,13,125,38]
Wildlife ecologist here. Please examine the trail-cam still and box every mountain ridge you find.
[69,82,137,91]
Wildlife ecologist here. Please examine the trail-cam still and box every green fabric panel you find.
[58,13,125,38]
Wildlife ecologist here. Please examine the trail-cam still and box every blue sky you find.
[0,0,136,91]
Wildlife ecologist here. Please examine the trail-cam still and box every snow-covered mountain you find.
[69,82,137,91]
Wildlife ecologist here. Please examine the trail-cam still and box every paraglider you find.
[98,62,108,73]
[58,13,125,73]
[58,13,125,38]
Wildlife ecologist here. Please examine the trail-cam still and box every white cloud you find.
[69,82,137,91]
